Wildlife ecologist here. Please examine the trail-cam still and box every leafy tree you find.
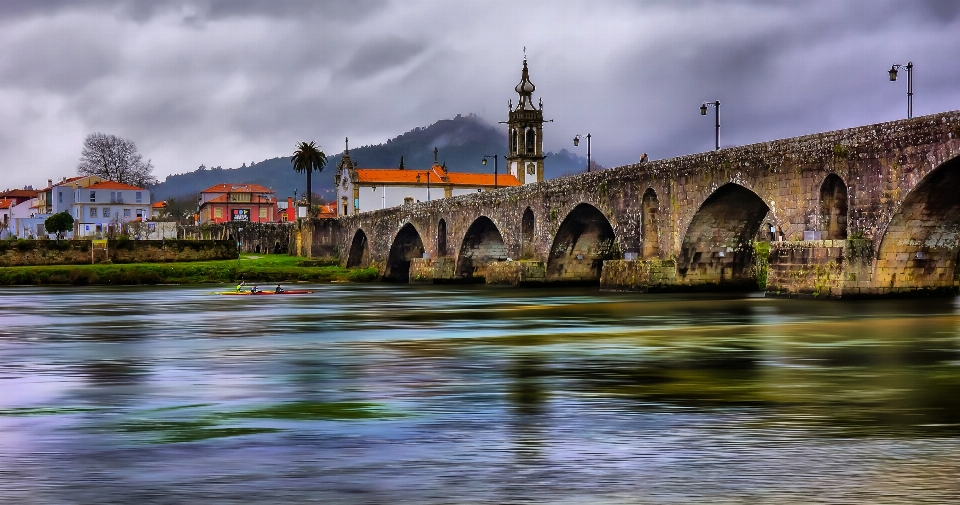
[291,141,327,207]
[157,194,199,224]
[77,133,158,187]
[44,212,74,241]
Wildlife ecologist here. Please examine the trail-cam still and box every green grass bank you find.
[0,254,378,286]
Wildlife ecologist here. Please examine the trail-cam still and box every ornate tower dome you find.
[506,57,545,185]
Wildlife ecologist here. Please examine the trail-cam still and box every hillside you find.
[152,114,590,202]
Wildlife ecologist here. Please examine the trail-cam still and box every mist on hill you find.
[151,114,591,202]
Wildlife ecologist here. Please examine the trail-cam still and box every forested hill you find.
[151,113,590,202]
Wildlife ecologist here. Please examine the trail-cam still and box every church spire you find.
[514,58,536,110]
[506,56,545,185]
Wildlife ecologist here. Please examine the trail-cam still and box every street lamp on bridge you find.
[889,61,913,119]
[573,133,591,172]
[481,155,499,189]
[700,100,720,151]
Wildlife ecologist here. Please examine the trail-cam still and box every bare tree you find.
[77,133,158,187]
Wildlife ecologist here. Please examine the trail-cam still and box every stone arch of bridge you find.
[819,173,848,240]
[546,203,618,283]
[437,218,448,257]
[677,182,770,287]
[456,216,508,281]
[385,222,425,282]
[641,188,661,259]
[521,207,535,259]
[346,228,369,268]
[874,153,960,293]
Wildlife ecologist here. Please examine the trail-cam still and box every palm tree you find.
[291,141,327,208]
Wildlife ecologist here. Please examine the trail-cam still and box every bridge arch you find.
[437,219,448,257]
[874,154,960,293]
[456,216,508,281]
[521,207,535,258]
[385,223,425,282]
[678,183,769,287]
[547,203,617,283]
[819,174,848,240]
[346,229,369,268]
[641,188,660,259]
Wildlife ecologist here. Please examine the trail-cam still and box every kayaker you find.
[275,284,284,294]
[236,281,245,293]
[251,285,260,294]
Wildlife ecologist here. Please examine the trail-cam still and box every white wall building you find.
[70,181,152,237]
[334,144,520,217]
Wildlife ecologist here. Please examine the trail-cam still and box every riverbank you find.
[0,254,378,286]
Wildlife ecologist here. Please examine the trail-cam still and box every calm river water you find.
[3,284,960,504]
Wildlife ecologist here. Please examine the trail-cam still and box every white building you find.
[334,144,520,217]
[71,181,152,237]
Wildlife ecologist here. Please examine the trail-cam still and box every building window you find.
[58,192,62,203]
[259,208,267,219]
[214,208,223,219]
[90,207,97,217]
[89,191,96,203]
[124,209,131,218]
[136,192,142,203]
[404,197,414,205]
[136,209,144,219]
[103,207,110,218]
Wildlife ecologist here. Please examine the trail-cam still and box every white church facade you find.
[334,58,546,217]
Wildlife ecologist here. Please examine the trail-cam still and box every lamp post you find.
[888,61,913,119]
[700,100,720,151]
[482,155,499,189]
[573,134,591,172]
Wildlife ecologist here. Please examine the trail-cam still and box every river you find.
[2,284,960,504]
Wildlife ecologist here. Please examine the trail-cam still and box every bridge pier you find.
[485,260,547,286]
[599,259,678,292]
[409,257,456,284]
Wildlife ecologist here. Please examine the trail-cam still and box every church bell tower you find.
[506,57,545,184]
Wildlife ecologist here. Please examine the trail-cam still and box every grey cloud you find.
[0,26,120,93]
[340,38,427,79]
[0,0,387,23]
[917,0,960,22]
[2,0,960,191]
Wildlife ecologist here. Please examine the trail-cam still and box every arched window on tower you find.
[525,128,535,154]
[512,129,518,153]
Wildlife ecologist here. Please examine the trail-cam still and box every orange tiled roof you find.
[86,181,146,191]
[151,201,166,208]
[200,194,275,205]
[201,183,274,194]
[354,167,521,187]
[0,189,40,199]
[0,199,14,209]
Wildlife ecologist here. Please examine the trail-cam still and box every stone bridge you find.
[295,110,960,297]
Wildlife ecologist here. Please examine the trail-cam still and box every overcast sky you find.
[1,0,958,190]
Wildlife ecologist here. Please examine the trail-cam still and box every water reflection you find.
[2,285,960,502]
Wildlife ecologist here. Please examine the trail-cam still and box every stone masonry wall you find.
[0,240,236,266]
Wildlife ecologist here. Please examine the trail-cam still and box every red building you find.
[198,184,279,224]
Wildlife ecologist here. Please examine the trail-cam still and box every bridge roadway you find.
[295,110,960,297]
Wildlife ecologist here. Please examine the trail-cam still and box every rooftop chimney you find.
[48,179,52,188]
